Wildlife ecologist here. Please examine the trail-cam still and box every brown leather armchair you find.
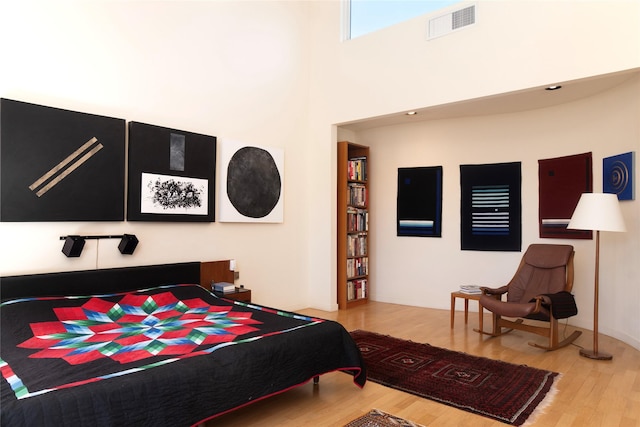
[476,244,582,351]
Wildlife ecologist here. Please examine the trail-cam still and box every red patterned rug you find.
[344,409,424,427]
[350,330,559,426]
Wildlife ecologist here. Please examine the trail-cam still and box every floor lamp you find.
[568,193,626,360]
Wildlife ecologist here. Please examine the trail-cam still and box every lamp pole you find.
[579,230,612,360]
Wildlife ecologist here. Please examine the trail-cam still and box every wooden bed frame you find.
[1,260,238,302]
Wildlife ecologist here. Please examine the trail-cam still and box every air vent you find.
[428,4,476,40]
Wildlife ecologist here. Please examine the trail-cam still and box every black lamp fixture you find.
[118,234,139,255]
[61,235,86,257]
[60,234,139,257]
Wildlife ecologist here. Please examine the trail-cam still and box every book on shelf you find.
[347,278,367,301]
[347,183,367,207]
[347,207,368,232]
[347,234,368,257]
[347,157,367,181]
[347,256,368,278]
[213,282,236,293]
[459,285,482,295]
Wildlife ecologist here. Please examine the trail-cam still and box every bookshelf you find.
[337,141,369,309]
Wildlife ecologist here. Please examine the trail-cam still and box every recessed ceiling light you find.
[406,111,417,116]
[545,85,562,91]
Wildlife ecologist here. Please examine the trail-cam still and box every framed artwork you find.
[538,152,592,239]
[127,122,216,222]
[397,166,442,237]
[218,139,284,223]
[603,151,634,200]
[460,162,521,251]
[0,98,126,222]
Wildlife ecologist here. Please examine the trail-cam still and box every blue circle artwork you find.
[603,152,634,200]
[608,161,629,194]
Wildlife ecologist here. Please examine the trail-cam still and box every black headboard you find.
[0,262,201,302]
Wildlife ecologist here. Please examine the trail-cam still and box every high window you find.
[347,0,462,40]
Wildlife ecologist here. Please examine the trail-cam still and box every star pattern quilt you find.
[1,284,365,426]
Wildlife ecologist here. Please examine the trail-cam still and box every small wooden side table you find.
[214,288,251,303]
[450,291,483,331]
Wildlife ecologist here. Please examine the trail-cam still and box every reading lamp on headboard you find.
[61,234,139,257]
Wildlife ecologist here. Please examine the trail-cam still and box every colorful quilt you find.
[1,284,365,426]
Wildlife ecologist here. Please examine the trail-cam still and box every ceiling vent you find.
[428,4,476,40]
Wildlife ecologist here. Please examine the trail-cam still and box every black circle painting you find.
[226,146,281,218]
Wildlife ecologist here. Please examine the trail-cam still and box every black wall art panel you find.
[397,166,442,237]
[0,98,125,222]
[127,122,216,222]
[460,162,522,251]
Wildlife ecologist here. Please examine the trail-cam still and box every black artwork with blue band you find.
[397,166,442,237]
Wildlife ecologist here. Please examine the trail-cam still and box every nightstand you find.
[201,260,251,303]
[213,287,251,303]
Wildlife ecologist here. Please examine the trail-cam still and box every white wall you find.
[357,76,640,349]
[318,0,640,125]
[0,1,313,310]
[304,0,640,348]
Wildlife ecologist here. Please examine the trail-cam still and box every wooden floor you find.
[206,302,640,427]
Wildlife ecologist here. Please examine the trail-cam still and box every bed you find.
[0,262,366,426]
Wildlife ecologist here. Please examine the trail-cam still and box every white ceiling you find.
[338,69,639,132]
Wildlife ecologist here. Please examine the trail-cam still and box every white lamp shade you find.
[568,193,626,232]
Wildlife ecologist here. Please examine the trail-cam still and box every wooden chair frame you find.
[475,247,582,351]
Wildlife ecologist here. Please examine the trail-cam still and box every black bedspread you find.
[1,284,365,426]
